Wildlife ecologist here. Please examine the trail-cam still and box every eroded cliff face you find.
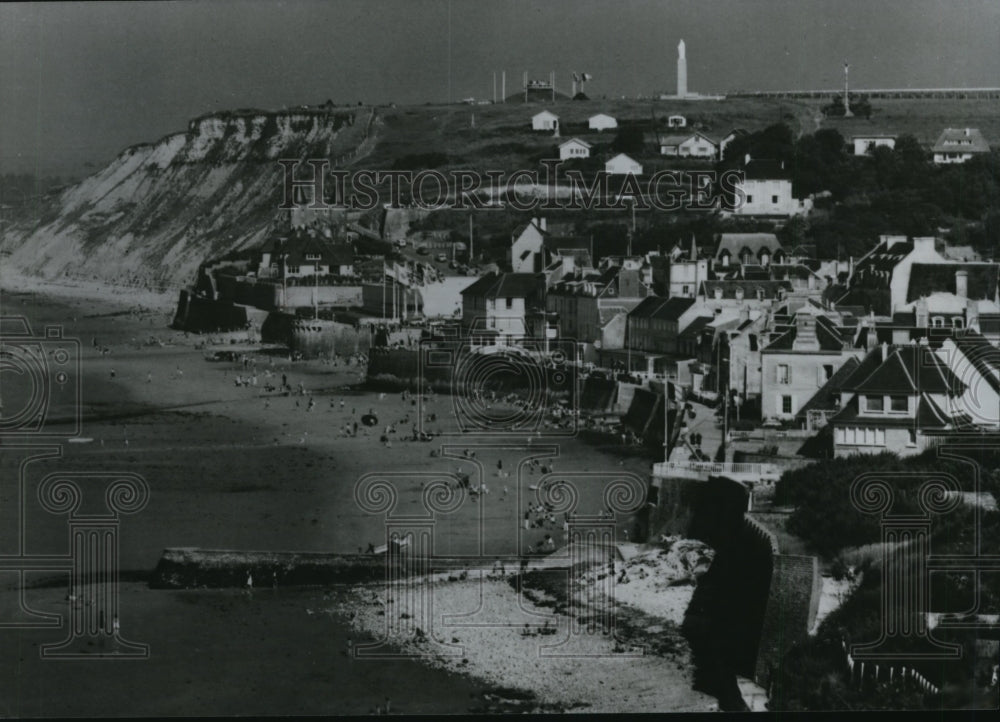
[2,108,376,287]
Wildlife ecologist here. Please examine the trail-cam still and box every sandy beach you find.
[0,275,716,713]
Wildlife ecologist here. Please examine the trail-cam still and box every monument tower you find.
[677,39,688,98]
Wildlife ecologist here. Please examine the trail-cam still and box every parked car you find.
[436,253,448,263]
[416,245,429,255]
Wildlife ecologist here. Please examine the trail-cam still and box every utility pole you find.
[469,214,474,263]
[493,72,497,104]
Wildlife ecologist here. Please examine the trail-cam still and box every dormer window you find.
[932,317,944,328]
[306,253,322,261]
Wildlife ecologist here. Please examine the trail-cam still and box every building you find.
[459,272,548,345]
[531,110,559,131]
[605,153,643,176]
[546,265,651,354]
[656,132,718,159]
[257,230,355,279]
[730,159,812,217]
[558,138,592,161]
[588,113,618,131]
[509,217,592,274]
[760,307,858,422]
[932,127,990,164]
[852,135,896,155]
[714,233,785,270]
[626,296,710,357]
[829,344,969,457]
[667,114,687,128]
[668,238,709,298]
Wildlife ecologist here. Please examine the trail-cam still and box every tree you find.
[611,125,645,155]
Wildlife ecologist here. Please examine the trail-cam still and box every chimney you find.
[561,254,575,275]
[955,269,968,298]
[913,236,936,255]
[915,297,929,327]
[965,128,971,137]
[792,313,820,351]
[881,342,889,362]
[714,287,723,300]
[539,217,547,232]
[740,305,750,323]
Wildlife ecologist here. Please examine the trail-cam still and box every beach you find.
[0,274,715,714]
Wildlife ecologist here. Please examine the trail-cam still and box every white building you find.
[657,132,717,159]
[605,153,643,175]
[558,138,592,160]
[531,110,559,131]
[667,114,687,128]
[932,127,990,164]
[852,135,896,156]
[731,160,812,217]
[588,113,618,131]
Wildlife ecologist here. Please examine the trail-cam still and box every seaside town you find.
[1,2,999,716]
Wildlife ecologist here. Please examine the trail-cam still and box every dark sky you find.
[2,0,998,177]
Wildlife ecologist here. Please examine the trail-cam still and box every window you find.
[305,253,321,261]
[287,265,300,274]
[682,285,690,295]
[746,195,754,204]
[866,395,884,412]
[505,298,513,309]
[777,364,790,384]
[771,195,779,204]
[952,317,964,329]
[907,429,917,446]
[823,364,834,381]
[932,317,944,328]
[781,395,793,414]
[890,396,908,412]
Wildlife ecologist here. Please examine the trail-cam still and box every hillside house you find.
[257,231,355,279]
[509,217,592,274]
[531,110,559,131]
[588,113,618,131]
[605,153,643,175]
[852,135,897,155]
[558,138,592,161]
[656,131,717,159]
[932,127,990,164]
[730,159,812,217]
[667,114,687,128]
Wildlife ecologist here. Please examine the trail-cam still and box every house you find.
[626,296,696,355]
[760,307,858,422]
[730,159,812,217]
[829,344,969,457]
[509,217,593,275]
[714,233,785,270]
[932,128,990,164]
[656,132,717,159]
[588,113,618,131]
[257,230,355,279]
[700,280,792,308]
[852,135,896,155]
[558,138,592,161]
[667,114,687,128]
[605,153,643,175]
[546,264,651,352]
[459,272,548,345]
[668,238,709,298]
[531,110,559,131]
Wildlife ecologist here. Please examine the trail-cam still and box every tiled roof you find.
[906,263,999,303]
[460,272,544,300]
[715,233,783,260]
[628,296,695,321]
[679,315,713,338]
[763,314,848,352]
[932,128,990,154]
[841,345,965,395]
[743,159,790,180]
[828,393,961,429]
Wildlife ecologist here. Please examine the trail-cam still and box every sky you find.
[1,0,998,177]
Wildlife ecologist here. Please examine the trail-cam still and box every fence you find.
[653,460,782,483]
[841,639,940,696]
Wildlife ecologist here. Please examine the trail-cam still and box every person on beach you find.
[109,368,116,380]
[146,372,152,383]
[245,571,253,596]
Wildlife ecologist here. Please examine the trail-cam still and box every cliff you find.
[1,107,377,288]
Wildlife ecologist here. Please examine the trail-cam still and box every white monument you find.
[677,40,687,98]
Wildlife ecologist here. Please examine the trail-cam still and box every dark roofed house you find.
[257,229,355,279]
[830,344,970,457]
[906,263,1000,304]
[626,296,700,355]
[714,233,785,269]
[460,272,547,344]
